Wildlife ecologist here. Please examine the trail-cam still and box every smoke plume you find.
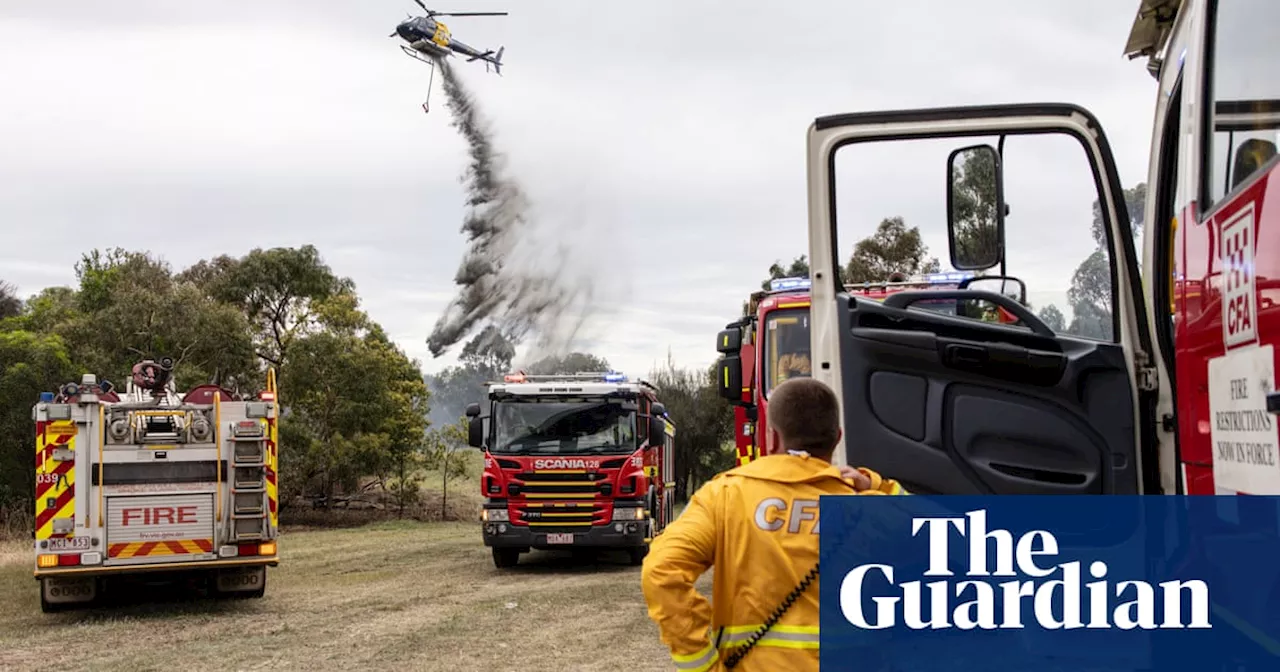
[425,58,596,360]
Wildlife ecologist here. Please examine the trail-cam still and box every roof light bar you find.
[921,271,976,284]
[769,277,811,292]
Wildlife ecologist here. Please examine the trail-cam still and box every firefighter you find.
[640,377,906,672]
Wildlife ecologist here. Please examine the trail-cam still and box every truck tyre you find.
[628,544,649,566]
[40,588,67,614]
[492,548,520,568]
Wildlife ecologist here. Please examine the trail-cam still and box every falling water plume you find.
[424,58,595,361]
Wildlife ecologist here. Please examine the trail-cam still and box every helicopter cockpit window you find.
[762,308,811,398]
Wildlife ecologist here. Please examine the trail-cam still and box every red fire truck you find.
[800,0,1279,496]
[32,358,280,612]
[465,371,676,568]
[716,271,1019,466]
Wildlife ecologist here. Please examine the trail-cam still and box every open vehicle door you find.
[805,104,1168,495]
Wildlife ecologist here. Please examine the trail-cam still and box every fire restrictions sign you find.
[1208,344,1280,494]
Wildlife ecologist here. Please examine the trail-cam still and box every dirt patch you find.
[0,521,712,672]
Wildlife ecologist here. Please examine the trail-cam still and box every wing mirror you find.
[715,327,742,354]
[715,355,744,404]
[648,402,668,449]
[947,143,1006,271]
[465,402,484,448]
[959,275,1026,305]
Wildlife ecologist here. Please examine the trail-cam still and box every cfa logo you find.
[754,498,820,534]
[839,509,1212,631]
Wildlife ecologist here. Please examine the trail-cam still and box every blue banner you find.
[818,495,1280,671]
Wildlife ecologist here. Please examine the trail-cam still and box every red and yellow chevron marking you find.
[108,538,214,559]
[35,420,77,540]
[735,444,755,467]
[265,415,278,529]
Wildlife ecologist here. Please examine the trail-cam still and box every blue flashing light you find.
[38,392,54,403]
[603,372,628,383]
[769,277,811,292]
[923,271,975,284]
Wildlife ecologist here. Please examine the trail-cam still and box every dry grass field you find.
[0,520,711,672]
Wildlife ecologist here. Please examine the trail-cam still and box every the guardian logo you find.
[839,509,1212,631]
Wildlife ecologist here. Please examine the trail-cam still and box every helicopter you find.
[392,1,507,113]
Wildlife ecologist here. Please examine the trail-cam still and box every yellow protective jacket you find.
[640,454,907,672]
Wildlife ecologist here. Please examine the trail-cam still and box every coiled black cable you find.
[722,561,821,669]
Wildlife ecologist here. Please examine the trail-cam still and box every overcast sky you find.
[0,0,1157,377]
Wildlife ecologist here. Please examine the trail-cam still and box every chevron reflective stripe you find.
[671,642,718,671]
[35,420,77,540]
[719,624,821,649]
[108,539,214,559]
[265,415,279,529]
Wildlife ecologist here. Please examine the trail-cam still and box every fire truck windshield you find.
[491,399,637,455]
[762,308,812,397]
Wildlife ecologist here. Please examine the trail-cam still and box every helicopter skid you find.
[405,41,450,59]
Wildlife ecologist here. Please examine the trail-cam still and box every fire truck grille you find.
[514,472,606,482]
[513,472,606,497]
[516,483,599,495]
[518,503,600,527]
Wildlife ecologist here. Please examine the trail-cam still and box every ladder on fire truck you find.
[216,368,276,543]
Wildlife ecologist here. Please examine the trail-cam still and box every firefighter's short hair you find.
[767,377,840,459]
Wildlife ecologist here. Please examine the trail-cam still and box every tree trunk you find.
[395,457,406,519]
[441,453,449,521]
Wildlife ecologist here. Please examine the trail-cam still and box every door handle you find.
[943,343,988,368]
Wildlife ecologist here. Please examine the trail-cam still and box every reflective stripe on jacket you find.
[640,454,907,671]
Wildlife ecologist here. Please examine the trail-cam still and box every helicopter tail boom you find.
[466,45,504,74]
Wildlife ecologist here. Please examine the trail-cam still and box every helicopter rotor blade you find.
[411,0,429,12]
[431,11,509,16]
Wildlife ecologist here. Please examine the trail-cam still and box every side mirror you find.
[946,144,1005,271]
[464,403,481,418]
[716,355,744,404]
[648,415,666,448]
[715,327,742,354]
[960,275,1027,305]
[467,416,484,448]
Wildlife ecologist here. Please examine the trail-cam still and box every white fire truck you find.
[803,0,1279,497]
[32,358,281,612]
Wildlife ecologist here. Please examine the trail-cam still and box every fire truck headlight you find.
[612,507,644,522]
[482,508,509,522]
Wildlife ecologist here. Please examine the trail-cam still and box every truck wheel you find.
[492,548,520,568]
[628,545,649,566]
[40,590,67,614]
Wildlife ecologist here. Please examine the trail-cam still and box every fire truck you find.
[464,371,676,568]
[799,0,1279,497]
[716,271,1018,466]
[32,358,281,612]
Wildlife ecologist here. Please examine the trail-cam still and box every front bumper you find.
[482,520,647,550]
